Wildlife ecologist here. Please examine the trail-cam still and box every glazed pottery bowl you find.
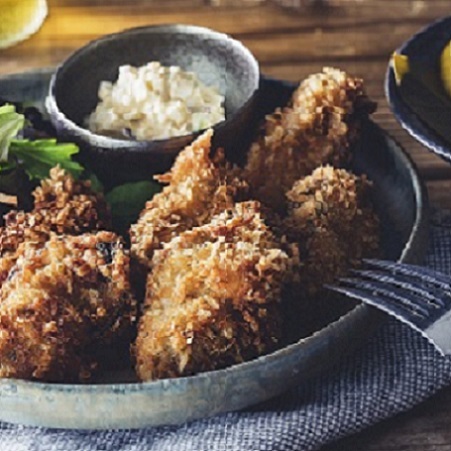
[46,24,260,187]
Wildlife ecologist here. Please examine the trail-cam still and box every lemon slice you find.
[0,0,48,49]
[392,52,410,85]
[441,40,451,98]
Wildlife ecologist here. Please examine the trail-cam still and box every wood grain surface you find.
[1,1,451,449]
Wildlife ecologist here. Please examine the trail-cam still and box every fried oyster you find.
[130,129,248,268]
[134,201,299,381]
[284,165,380,298]
[0,231,136,382]
[0,166,111,256]
[245,67,376,211]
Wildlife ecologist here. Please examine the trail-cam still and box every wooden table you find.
[1,1,451,449]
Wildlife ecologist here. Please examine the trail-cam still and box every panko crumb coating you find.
[134,201,299,381]
[130,129,248,268]
[0,166,111,256]
[285,165,380,298]
[245,67,376,211]
[32,166,111,233]
[0,231,136,382]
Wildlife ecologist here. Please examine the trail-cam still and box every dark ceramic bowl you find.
[385,16,451,162]
[46,24,260,187]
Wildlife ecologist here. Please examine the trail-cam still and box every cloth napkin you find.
[2,210,451,451]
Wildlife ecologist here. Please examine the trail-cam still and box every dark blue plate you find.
[386,16,451,162]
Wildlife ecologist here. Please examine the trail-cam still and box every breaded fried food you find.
[130,129,248,268]
[32,165,110,233]
[245,67,376,211]
[0,231,136,382]
[0,166,110,256]
[284,165,380,298]
[134,201,299,381]
[0,210,49,257]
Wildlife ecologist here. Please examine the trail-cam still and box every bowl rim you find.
[46,23,260,150]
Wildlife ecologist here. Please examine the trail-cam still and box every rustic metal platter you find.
[0,69,428,430]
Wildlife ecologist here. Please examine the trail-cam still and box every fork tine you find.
[350,269,449,309]
[363,259,451,291]
[327,283,428,326]
[328,283,447,355]
[329,260,451,355]
[336,277,430,318]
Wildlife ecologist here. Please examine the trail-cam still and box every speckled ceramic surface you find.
[385,16,451,162]
[0,69,429,430]
[46,25,260,188]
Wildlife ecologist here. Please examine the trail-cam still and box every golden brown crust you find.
[284,165,380,298]
[244,67,376,211]
[134,201,299,381]
[0,210,50,257]
[0,167,111,258]
[32,166,111,234]
[130,129,248,268]
[0,231,136,382]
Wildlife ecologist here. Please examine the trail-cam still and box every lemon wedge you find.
[0,0,48,49]
[441,40,451,98]
[392,52,410,85]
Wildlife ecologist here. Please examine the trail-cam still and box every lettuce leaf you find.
[0,104,84,182]
[106,180,161,231]
[0,104,25,162]
[10,139,83,180]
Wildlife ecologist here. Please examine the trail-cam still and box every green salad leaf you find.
[10,139,84,180]
[0,103,84,194]
[0,104,25,162]
[106,180,161,231]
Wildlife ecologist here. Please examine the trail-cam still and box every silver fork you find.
[327,259,451,355]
